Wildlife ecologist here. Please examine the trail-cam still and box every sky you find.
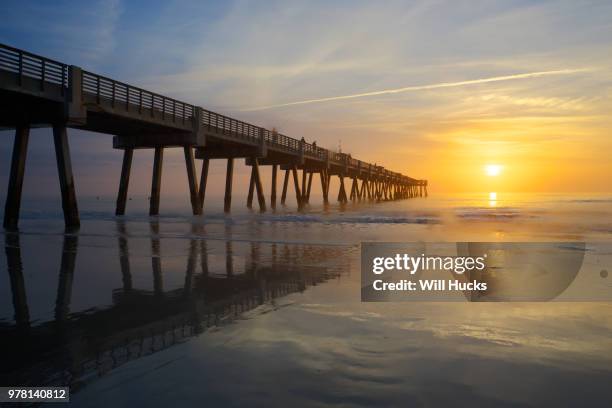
[1,0,612,202]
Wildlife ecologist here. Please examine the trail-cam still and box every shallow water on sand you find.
[1,193,611,406]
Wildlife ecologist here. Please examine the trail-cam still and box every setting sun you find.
[485,164,503,177]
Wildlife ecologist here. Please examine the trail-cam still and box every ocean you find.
[1,192,611,406]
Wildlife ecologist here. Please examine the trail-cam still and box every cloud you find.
[0,0,122,66]
[241,68,593,111]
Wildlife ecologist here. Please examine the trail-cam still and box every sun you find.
[485,164,503,177]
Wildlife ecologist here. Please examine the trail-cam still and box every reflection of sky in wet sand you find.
[72,294,612,406]
[1,193,611,406]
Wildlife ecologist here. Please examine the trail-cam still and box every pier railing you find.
[0,43,68,90]
[82,71,196,123]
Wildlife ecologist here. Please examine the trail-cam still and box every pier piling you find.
[52,125,80,229]
[149,147,164,216]
[116,148,133,216]
[224,158,234,213]
[184,147,201,215]
[3,125,30,230]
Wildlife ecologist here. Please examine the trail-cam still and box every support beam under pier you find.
[253,158,266,212]
[247,166,255,209]
[306,171,313,203]
[224,158,234,213]
[149,147,164,216]
[115,148,133,216]
[281,169,289,205]
[53,125,80,229]
[301,169,307,204]
[198,158,209,211]
[3,125,30,231]
[291,166,303,210]
[320,170,329,205]
[271,164,278,209]
[338,175,348,204]
[184,147,201,215]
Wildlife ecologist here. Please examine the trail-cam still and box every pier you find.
[0,43,427,230]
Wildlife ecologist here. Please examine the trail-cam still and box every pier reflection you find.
[0,224,349,391]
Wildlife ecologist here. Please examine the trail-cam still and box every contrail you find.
[241,68,590,111]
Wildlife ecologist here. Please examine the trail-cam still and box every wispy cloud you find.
[0,0,122,66]
[241,68,592,111]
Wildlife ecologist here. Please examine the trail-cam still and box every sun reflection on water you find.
[489,192,497,207]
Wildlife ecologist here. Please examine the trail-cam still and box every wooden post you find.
[270,164,278,209]
[149,147,164,216]
[53,125,80,229]
[301,169,307,203]
[349,177,357,201]
[247,165,255,209]
[198,158,209,211]
[306,171,313,203]
[116,148,133,215]
[253,158,266,212]
[360,179,367,200]
[281,169,289,205]
[338,175,348,203]
[320,170,329,204]
[3,125,30,230]
[224,158,234,213]
[292,166,303,210]
[184,147,201,215]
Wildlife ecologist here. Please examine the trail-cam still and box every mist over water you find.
[1,192,611,406]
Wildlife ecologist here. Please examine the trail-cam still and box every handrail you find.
[82,70,195,122]
[0,43,68,90]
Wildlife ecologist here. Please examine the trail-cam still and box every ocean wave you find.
[254,213,440,225]
[564,198,612,203]
[16,208,440,227]
[454,206,535,221]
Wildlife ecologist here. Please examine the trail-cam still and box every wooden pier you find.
[0,43,427,230]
